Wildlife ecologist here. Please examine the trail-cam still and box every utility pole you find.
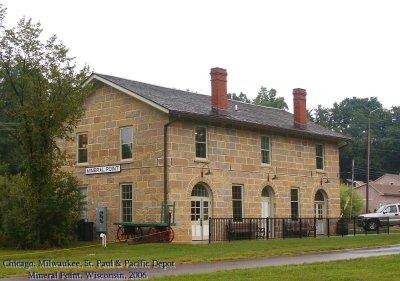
[366,108,379,213]
[350,159,354,218]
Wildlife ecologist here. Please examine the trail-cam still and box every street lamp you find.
[366,107,379,213]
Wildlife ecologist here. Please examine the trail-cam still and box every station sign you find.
[85,165,121,175]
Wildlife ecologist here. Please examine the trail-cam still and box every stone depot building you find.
[60,68,349,242]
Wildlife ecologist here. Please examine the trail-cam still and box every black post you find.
[313,217,317,238]
[266,218,269,240]
[282,219,285,239]
[387,217,390,234]
[228,220,231,242]
[209,218,212,244]
[353,217,356,236]
[327,218,330,237]
[299,218,303,238]
[341,218,344,237]
[249,220,252,240]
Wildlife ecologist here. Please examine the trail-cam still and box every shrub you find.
[0,174,82,249]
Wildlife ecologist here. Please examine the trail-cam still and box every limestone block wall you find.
[60,84,341,243]
[167,121,340,242]
[60,85,167,240]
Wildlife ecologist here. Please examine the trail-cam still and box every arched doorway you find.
[261,186,274,238]
[191,183,212,241]
[314,190,327,235]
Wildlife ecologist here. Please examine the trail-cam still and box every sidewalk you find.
[1,244,400,280]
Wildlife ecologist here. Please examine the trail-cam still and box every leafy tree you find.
[0,109,22,175]
[0,5,91,248]
[340,183,364,218]
[253,86,288,110]
[310,97,400,182]
[310,105,332,127]
[228,92,251,103]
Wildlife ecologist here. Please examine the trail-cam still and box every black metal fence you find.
[209,217,394,243]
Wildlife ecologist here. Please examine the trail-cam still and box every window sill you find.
[194,158,210,164]
[119,159,133,164]
[76,162,88,166]
[260,163,272,167]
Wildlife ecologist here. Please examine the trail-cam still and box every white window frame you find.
[120,126,133,160]
[290,188,300,220]
[316,143,324,170]
[195,126,207,159]
[261,135,271,165]
[232,185,244,222]
[120,183,133,222]
[77,132,88,164]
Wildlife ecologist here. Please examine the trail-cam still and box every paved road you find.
[1,244,400,280]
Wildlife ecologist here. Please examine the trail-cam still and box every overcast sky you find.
[1,0,399,112]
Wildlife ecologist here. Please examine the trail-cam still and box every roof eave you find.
[85,74,170,114]
[170,111,350,142]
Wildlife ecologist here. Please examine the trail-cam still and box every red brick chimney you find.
[210,67,228,112]
[293,88,307,129]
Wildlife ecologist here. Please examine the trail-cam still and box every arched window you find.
[315,190,325,202]
[262,186,271,197]
[191,184,209,197]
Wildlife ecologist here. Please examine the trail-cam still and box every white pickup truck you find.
[357,204,400,231]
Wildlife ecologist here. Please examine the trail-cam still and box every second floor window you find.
[77,132,88,164]
[316,144,324,170]
[261,135,271,164]
[195,127,207,159]
[121,126,133,160]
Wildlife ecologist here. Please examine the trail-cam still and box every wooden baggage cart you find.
[113,202,175,244]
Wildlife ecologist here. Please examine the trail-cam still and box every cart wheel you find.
[117,226,143,242]
[129,226,143,242]
[147,227,158,242]
[166,227,174,243]
[117,226,128,242]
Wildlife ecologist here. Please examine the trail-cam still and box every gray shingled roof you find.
[92,73,350,142]
[370,183,400,196]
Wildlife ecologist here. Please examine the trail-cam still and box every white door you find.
[261,197,271,218]
[314,202,325,235]
[261,189,274,238]
[191,197,210,240]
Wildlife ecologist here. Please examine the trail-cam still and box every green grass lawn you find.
[0,234,400,278]
[153,255,400,281]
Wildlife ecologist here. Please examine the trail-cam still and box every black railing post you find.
[228,220,231,242]
[353,217,356,236]
[387,217,390,234]
[282,219,285,239]
[249,219,252,240]
[313,217,317,238]
[266,218,269,240]
[377,220,380,235]
[327,218,330,237]
[341,218,344,237]
[209,218,212,244]
[299,218,303,238]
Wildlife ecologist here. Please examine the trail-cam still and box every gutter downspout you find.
[163,117,179,221]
